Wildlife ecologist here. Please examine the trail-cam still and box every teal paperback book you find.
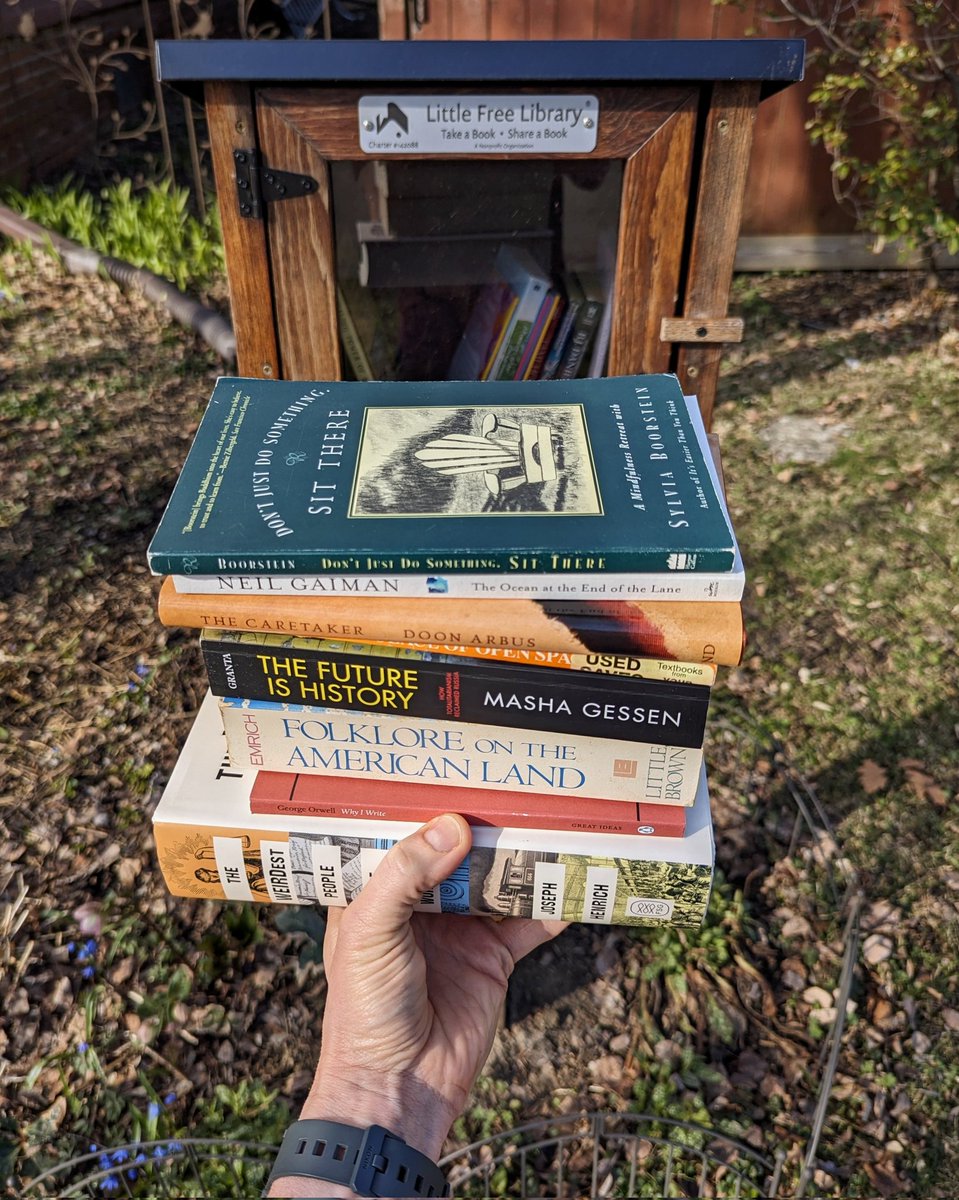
[147,373,736,576]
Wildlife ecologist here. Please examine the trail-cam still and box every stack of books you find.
[147,373,745,927]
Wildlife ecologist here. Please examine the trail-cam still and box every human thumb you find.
[348,813,471,938]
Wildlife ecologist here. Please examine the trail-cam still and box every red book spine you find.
[250,772,687,837]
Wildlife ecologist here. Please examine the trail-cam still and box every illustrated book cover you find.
[166,393,745,602]
[153,692,714,926]
[146,373,737,576]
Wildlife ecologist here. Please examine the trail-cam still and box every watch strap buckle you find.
[351,1124,390,1195]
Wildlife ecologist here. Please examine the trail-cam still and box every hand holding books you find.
[268,814,566,1197]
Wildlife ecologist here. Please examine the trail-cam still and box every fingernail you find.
[424,814,460,852]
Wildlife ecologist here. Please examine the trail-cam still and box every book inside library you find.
[332,157,623,381]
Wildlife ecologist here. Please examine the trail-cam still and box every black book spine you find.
[557,299,603,380]
[202,640,710,747]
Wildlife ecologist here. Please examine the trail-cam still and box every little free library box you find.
[155,37,803,427]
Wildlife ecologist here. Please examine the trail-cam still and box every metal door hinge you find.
[233,149,318,220]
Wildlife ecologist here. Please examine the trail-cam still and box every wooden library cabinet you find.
[156,38,803,427]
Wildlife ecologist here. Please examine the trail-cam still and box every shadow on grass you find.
[724,270,959,397]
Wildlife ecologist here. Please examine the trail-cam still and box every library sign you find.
[358,95,599,155]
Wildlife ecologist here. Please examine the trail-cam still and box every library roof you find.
[156,38,804,103]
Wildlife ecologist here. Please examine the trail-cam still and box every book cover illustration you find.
[147,374,736,576]
[152,694,714,926]
[167,394,745,604]
[350,400,600,516]
[202,629,710,747]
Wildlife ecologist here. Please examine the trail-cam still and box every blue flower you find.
[78,1041,89,1053]
[100,1174,119,1193]
[88,1144,98,1153]
[136,664,151,678]
[98,1154,113,1172]
[169,1141,184,1153]
[67,941,76,954]
[152,1146,167,1160]
[82,966,95,980]
[110,1149,129,1165]
[127,682,138,692]
[127,1168,139,1181]
[147,1101,160,1120]
[163,1092,176,1106]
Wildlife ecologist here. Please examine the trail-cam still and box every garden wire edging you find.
[0,204,236,363]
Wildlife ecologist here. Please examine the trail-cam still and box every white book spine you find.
[171,569,744,601]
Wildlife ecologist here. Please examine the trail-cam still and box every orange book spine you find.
[158,577,745,666]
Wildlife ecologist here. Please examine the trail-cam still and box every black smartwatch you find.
[264,1119,450,1197]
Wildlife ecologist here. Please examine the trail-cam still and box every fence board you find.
[555,0,597,38]
[377,0,407,39]
[595,0,635,39]
[456,0,490,38]
[527,0,558,38]
[489,0,526,39]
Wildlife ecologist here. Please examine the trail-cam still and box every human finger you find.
[345,814,471,944]
[322,904,344,967]
[495,917,570,966]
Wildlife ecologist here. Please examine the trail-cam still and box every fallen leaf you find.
[780,914,813,939]
[71,901,102,936]
[863,933,894,966]
[858,759,888,795]
[943,1008,959,1032]
[864,1161,907,1196]
[911,1030,932,1055]
[115,857,141,888]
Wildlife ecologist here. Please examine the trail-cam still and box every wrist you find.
[301,1064,455,1162]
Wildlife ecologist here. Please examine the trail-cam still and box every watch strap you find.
[265,1119,450,1197]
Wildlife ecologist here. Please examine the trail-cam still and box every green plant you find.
[4,177,224,291]
[720,0,959,261]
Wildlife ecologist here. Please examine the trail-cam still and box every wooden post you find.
[609,95,696,377]
[674,81,760,428]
